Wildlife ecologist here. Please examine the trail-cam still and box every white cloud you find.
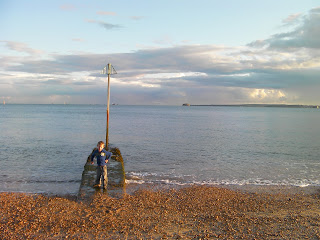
[130,16,144,20]
[72,38,86,42]
[249,89,287,102]
[137,72,207,80]
[60,4,76,11]
[1,41,43,56]
[282,13,302,26]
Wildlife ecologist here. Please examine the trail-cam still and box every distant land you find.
[183,103,319,109]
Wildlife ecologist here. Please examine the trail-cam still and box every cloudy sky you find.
[1,0,319,105]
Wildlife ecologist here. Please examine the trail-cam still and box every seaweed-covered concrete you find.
[78,147,125,200]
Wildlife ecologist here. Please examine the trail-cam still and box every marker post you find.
[101,63,117,148]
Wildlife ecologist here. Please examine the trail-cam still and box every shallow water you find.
[0,104,319,195]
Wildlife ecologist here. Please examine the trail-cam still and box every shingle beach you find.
[1,185,319,239]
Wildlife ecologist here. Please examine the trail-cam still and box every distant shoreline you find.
[2,103,320,108]
[188,104,319,108]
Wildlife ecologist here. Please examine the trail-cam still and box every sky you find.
[1,0,320,105]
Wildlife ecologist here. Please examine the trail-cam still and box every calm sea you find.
[0,104,319,195]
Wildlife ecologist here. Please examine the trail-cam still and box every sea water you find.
[0,104,319,195]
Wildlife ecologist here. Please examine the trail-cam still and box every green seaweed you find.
[109,147,124,163]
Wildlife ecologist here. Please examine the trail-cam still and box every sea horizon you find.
[2,102,320,108]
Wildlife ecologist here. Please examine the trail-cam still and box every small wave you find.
[125,172,320,188]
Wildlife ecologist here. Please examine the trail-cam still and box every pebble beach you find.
[1,185,319,239]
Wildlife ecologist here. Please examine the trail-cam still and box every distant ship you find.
[182,103,190,106]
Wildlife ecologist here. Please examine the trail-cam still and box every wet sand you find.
[1,185,320,239]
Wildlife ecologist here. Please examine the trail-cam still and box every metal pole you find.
[106,63,111,148]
